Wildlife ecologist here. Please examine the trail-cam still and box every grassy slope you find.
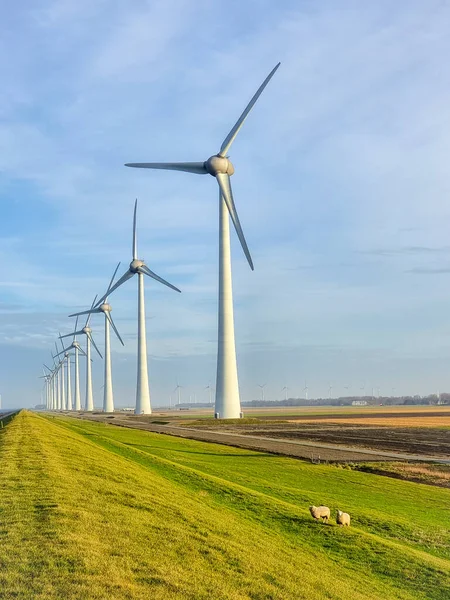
[0,413,447,600]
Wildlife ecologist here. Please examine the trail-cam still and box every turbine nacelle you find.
[82,326,91,335]
[205,155,234,177]
[99,302,112,313]
[130,258,145,273]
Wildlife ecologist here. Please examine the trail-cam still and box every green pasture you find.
[0,411,448,599]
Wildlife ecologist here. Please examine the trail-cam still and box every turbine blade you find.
[125,162,207,175]
[95,270,134,306]
[60,330,79,340]
[140,264,181,293]
[133,200,138,260]
[106,313,125,347]
[86,295,98,327]
[219,62,280,157]
[106,262,121,299]
[54,347,69,358]
[59,333,65,352]
[73,316,79,342]
[78,347,87,357]
[216,173,254,270]
[88,332,103,359]
[69,308,100,318]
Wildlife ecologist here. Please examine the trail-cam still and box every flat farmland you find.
[175,406,450,459]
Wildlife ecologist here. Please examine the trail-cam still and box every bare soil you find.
[233,423,450,457]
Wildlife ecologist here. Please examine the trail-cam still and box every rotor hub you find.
[82,326,91,334]
[100,303,112,313]
[130,259,144,273]
[204,155,235,177]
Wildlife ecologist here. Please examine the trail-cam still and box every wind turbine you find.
[173,382,183,407]
[125,63,280,419]
[258,383,267,402]
[43,364,54,410]
[328,383,333,400]
[70,264,124,413]
[94,200,180,415]
[282,385,289,401]
[58,318,87,411]
[64,296,102,411]
[304,381,309,401]
[54,334,75,411]
[50,350,61,410]
[39,368,51,409]
[205,384,213,406]
[53,341,67,411]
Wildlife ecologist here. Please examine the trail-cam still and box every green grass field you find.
[0,411,449,599]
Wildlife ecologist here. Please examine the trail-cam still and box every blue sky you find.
[2,0,450,408]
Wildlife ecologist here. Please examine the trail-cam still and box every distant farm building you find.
[352,400,368,406]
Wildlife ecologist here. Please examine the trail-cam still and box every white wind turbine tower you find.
[94,200,181,415]
[70,265,124,413]
[282,385,289,401]
[59,318,88,411]
[304,381,309,401]
[125,63,280,419]
[66,297,102,411]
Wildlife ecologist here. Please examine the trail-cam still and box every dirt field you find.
[229,423,450,457]
[185,408,450,458]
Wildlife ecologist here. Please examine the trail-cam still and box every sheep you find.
[309,505,330,523]
[336,510,351,526]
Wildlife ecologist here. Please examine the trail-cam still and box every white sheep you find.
[309,505,330,523]
[336,510,351,526]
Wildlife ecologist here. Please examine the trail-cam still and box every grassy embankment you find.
[0,411,449,599]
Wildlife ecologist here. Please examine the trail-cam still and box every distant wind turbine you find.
[205,384,213,406]
[282,385,289,401]
[58,318,86,411]
[304,381,308,401]
[173,382,183,406]
[258,383,267,402]
[63,296,102,411]
[70,264,124,413]
[54,333,74,411]
[94,200,180,415]
[125,63,280,419]
[53,340,67,411]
